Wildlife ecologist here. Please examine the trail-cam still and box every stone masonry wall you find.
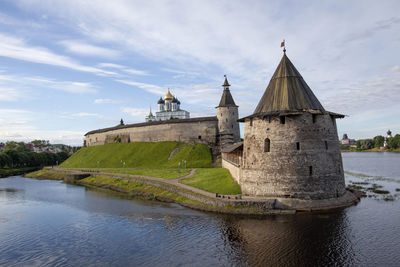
[85,119,218,148]
[240,113,346,200]
[222,157,241,184]
[216,106,240,142]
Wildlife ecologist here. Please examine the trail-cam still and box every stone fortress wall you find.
[85,117,219,148]
[239,113,345,200]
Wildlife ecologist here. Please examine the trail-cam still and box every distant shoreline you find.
[341,148,400,153]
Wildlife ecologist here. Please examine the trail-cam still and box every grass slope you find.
[60,142,212,169]
[80,175,201,204]
[180,168,241,195]
[25,169,68,180]
[66,168,191,179]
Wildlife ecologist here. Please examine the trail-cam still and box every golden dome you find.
[164,88,173,100]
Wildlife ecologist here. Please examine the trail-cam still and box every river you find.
[1,152,399,266]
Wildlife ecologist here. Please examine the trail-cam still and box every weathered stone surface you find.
[240,113,346,200]
[85,119,219,148]
[216,106,240,143]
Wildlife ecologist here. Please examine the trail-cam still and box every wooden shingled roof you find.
[253,53,325,114]
[217,76,238,107]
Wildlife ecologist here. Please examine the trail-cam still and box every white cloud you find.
[97,62,149,76]
[116,79,164,95]
[97,63,125,69]
[71,112,102,118]
[94,98,122,104]
[122,68,149,76]
[0,86,24,101]
[121,107,149,122]
[59,40,120,58]
[0,73,97,95]
[0,32,115,75]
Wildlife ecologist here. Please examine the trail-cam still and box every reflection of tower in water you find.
[218,213,355,266]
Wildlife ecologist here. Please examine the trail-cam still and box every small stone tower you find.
[216,75,240,146]
[238,52,346,200]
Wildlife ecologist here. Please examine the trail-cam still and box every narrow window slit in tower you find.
[325,141,328,150]
[268,116,271,123]
[250,118,253,126]
[280,116,285,124]
[312,114,317,123]
[309,166,313,176]
[264,138,270,152]
[296,142,300,150]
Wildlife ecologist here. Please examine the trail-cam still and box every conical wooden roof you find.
[253,53,324,114]
[217,76,237,107]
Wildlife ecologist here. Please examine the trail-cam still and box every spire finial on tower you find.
[281,39,286,54]
[222,74,230,87]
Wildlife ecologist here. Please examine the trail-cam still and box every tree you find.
[356,139,374,150]
[387,134,400,149]
[373,135,385,148]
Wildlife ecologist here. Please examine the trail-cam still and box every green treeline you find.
[0,141,71,168]
[356,134,400,150]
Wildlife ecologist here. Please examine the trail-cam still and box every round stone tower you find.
[216,75,240,146]
[238,52,346,200]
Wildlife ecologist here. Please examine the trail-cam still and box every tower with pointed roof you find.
[216,75,240,146]
[145,106,155,122]
[238,50,346,200]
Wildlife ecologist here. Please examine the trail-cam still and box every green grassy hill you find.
[60,142,213,168]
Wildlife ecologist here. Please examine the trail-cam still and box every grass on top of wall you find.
[180,168,241,195]
[60,142,212,169]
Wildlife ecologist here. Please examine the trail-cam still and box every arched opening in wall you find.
[296,142,300,150]
[312,114,317,123]
[280,116,285,124]
[226,118,228,122]
[264,138,270,152]
[309,166,313,176]
[198,136,202,140]
[325,141,328,150]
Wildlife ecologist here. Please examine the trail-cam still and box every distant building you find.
[145,107,156,122]
[384,129,392,148]
[340,133,356,146]
[154,89,190,121]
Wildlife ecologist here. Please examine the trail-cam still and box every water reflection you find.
[219,212,355,266]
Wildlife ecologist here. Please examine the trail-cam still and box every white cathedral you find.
[145,89,190,122]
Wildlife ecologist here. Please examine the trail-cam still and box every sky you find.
[0,0,399,145]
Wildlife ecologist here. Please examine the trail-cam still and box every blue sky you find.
[0,0,399,145]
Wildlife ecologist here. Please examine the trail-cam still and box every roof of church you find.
[164,89,173,100]
[157,97,164,104]
[238,52,344,121]
[217,76,237,107]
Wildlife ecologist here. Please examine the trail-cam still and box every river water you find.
[1,153,399,266]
